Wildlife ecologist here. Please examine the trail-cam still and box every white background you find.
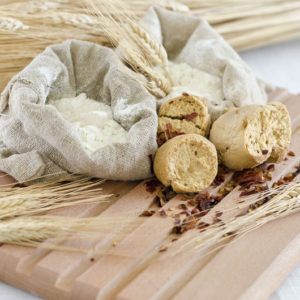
[0,39,300,300]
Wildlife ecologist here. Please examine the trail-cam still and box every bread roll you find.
[157,94,211,144]
[210,102,291,170]
[154,134,218,193]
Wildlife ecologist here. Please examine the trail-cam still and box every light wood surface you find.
[0,89,299,300]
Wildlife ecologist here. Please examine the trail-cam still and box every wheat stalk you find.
[1,1,300,94]
[84,0,171,97]
[167,181,300,256]
[0,175,111,219]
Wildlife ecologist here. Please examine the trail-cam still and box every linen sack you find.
[141,7,268,120]
[0,7,268,183]
[0,40,158,183]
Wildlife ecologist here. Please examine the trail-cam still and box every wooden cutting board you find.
[0,88,299,300]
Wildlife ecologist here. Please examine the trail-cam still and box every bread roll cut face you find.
[210,102,291,170]
[157,94,211,145]
[154,134,218,193]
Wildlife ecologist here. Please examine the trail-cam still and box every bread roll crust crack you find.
[158,94,211,142]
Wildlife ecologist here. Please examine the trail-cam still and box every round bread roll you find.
[158,94,211,143]
[154,134,218,193]
[210,102,291,170]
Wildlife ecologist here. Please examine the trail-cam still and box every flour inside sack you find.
[164,61,235,120]
[48,93,128,153]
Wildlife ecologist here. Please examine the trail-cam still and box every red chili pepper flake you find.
[140,210,156,217]
[195,210,209,218]
[267,164,275,172]
[277,179,285,185]
[159,209,167,217]
[145,179,161,193]
[182,92,189,97]
[262,149,268,155]
[184,112,198,121]
[171,238,178,242]
[215,211,223,218]
[198,222,209,230]
[288,151,295,157]
[90,258,95,262]
[240,188,257,197]
[163,123,185,142]
[211,174,225,187]
[191,207,200,214]
[182,210,192,216]
[238,170,264,184]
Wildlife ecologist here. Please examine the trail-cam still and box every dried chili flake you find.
[191,207,200,214]
[198,222,209,230]
[267,164,275,172]
[238,170,264,184]
[182,92,189,97]
[184,112,198,121]
[212,174,225,187]
[288,151,295,157]
[159,209,167,217]
[262,149,269,155]
[140,210,156,217]
[145,179,161,193]
[240,187,257,197]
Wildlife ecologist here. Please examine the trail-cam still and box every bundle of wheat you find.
[1,0,300,92]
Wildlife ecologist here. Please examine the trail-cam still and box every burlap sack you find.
[0,7,268,183]
[141,7,267,120]
[0,40,158,183]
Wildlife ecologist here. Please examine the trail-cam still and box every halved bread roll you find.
[210,102,291,170]
[154,134,218,193]
[157,94,211,144]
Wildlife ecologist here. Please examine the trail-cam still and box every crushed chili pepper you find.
[145,179,161,193]
[184,112,198,121]
[140,210,156,217]
[262,149,269,155]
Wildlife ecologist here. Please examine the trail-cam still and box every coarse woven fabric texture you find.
[0,7,268,183]
[141,7,268,120]
[0,39,158,183]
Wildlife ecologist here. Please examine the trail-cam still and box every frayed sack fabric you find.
[0,40,158,183]
[141,7,268,120]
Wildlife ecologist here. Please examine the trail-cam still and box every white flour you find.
[166,62,234,120]
[48,93,128,153]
